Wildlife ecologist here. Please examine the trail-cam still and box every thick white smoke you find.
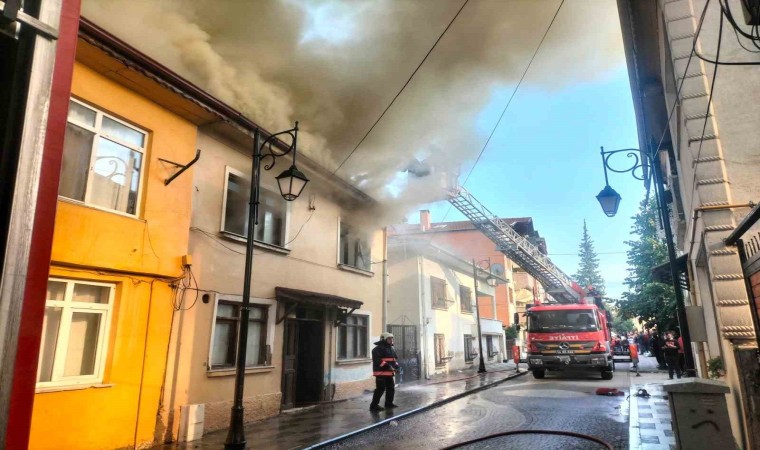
[82,0,623,225]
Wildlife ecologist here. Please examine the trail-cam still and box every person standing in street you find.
[651,332,666,370]
[663,331,682,379]
[370,332,400,411]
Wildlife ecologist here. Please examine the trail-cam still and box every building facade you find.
[618,0,760,447]
[29,22,198,450]
[162,120,385,438]
[387,237,505,380]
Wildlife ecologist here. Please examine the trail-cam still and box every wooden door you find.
[281,319,298,409]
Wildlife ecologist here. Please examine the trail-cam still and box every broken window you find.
[339,222,371,271]
[222,167,287,247]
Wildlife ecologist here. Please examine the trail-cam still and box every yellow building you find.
[28,21,201,450]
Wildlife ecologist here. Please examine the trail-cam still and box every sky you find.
[418,66,645,300]
[82,0,646,300]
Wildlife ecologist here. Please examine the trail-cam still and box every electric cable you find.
[331,0,470,176]
[461,0,564,187]
[693,0,760,65]
[284,209,315,246]
[425,0,565,247]
[686,5,724,252]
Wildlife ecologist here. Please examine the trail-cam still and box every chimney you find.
[420,210,431,232]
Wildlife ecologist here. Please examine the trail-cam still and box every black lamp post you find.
[472,259,497,374]
[596,146,696,377]
[225,122,309,450]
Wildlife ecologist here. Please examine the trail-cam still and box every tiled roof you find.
[389,217,534,235]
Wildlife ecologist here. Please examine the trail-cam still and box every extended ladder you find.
[448,185,580,303]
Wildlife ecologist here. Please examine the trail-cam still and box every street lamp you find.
[596,146,696,377]
[472,259,497,374]
[225,122,309,450]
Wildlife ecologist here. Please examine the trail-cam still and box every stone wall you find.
[333,378,375,401]
[203,392,282,433]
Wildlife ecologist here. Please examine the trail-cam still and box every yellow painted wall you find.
[29,61,196,450]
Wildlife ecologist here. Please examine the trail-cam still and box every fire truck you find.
[524,295,614,380]
[446,187,613,380]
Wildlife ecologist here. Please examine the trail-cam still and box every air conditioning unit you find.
[179,403,205,442]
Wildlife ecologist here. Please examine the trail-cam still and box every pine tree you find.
[616,199,677,331]
[574,220,606,294]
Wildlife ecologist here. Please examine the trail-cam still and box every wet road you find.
[323,368,633,450]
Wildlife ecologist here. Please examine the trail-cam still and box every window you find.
[59,99,146,215]
[339,222,371,271]
[222,168,287,247]
[430,277,449,309]
[464,334,476,362]
[337,315,369,360]
[37,279,114,387]
[459,285,473,314]
[434,334,446,366]
[210,300,269,369]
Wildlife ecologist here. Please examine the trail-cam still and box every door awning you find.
[274,287,363,325]
[650,254,689,291]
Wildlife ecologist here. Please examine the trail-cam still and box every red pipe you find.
[5,1,81,448]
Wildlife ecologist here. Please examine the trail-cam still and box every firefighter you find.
[370,332,400,411]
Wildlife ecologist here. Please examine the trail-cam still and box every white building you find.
[387,237,507,381]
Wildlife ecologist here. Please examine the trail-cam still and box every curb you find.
[305,369,528,449]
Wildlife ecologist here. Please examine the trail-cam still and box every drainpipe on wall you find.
[418,256,429,380]
[382,227,388,332]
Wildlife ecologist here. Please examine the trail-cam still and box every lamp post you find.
[596,146,696,377]
[472,259,497,374]
[225,122,309,450]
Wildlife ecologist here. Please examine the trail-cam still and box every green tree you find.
[615,199,678,331]
[573,220,605,294]
[611,315,636,334]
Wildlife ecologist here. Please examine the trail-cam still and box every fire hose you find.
[440,429,614,449]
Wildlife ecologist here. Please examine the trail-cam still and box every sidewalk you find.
[160,361,525,450]
[627,354,676,450]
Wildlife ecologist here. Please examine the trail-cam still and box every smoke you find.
[82,0,623,226]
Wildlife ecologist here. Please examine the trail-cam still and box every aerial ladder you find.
[448,185,581,303]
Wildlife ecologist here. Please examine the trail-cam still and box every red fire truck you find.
[524,297,614,380]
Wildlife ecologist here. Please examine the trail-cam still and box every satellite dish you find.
[490,263,505,277]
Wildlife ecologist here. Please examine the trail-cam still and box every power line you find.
[425,0,566,248]
[461,0,564,187]
[331,0,470,175]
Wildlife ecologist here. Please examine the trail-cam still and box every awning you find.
[650,254,689,291]
[274,287,363,325]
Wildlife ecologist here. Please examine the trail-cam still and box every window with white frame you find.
[339,222,371,271]
[337,314,368,360]
[37,279,114,387]
[210,299,269,369]
[58,99,146,215]
[221,168,287,247]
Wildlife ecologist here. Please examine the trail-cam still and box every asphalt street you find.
[323,366,635,450]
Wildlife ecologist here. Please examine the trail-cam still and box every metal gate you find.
[387,324,420,383]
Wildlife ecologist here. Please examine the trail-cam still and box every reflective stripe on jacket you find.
[372,340,399,377]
